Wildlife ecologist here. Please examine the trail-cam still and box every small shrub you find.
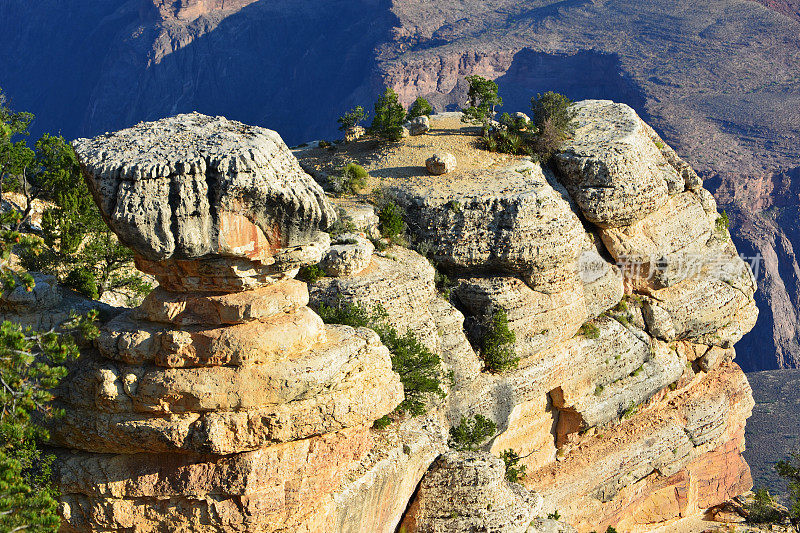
[64,266,99,299]
[716,210,730,234]
[612,300,628,313]
[372,415,392,430]
[499,112,531,132]
[339,163,368,194]
[775,451,800,529]
[337,105,369,131]
[481,309,518,372]
[500,449,527,482]
[612,314,630,327]
[747,488,783,524]
[318,140,332,149]
[529,92,576,160]
[530,91,575,134]
[315,300,445,415]
[378,201,405,240]
[578,322,600,339]
[370,87,406,142]
[621,403,638,420]
[605,527,619,533]
[328,207,358,237]
[297,264,326,284]
[448,414,497,451]
[594,384,605,396]
[547,510,561,520]
[434,269,454,299]
[407,97,433,120]
[655,140,666,149]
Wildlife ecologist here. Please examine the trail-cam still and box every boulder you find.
[399,451,544,533]
[407,115,430,135]
[514,112,531,122]
[320,233,374,277]
[600,190,722,288]
[553,100,684,227]
[345,125,366,142]
[425,152,456,175]
[330,198,381,238]
[392,162,589,294]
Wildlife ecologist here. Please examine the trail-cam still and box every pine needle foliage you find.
[481,309,518,372]
[448,414,497,451]
[315,300,445,416]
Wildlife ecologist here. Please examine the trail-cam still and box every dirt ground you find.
[293,114,527,194]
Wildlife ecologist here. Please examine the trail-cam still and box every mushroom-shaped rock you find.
[426,152,457,175]
[73,112,335,292]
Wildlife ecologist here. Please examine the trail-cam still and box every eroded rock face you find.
[74,112,335,291]
[364,101,756,532]
[554,100,683,227]
[55,116,403,532]
[54,103,758,533]
[399,451,544,533]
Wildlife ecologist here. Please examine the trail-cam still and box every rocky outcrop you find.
[55,114,403,532]
[305,101,758,531]
[50,102,759,533]
[399,451,544,532]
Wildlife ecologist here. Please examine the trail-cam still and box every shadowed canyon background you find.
[1,0,799,370]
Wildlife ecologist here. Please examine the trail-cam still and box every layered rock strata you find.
[54,114,403,532]
[321,102,758,531]
[49,102,760,532]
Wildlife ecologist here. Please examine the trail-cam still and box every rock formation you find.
[53,113,404,531]
[297,103,758,531]
[50,102,759,532]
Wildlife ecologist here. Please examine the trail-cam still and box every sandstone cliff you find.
[50,103,758,532]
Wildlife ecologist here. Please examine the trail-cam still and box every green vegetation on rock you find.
[448,414,497,451]
[337,105,369,131]
[481,309,518,372]
[499,449,527,482]
[776,451,800,530]
[370,87,406,142]
[377,200,406,241]
[461,75,502,130]
[315,300,445,416]
[337,162,368,195]
[1,91,150,304]
[406,97,433,121]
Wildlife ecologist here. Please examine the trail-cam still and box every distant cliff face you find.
[752,0,800,21]
[1,0,799,369]
[0,0,394,145]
